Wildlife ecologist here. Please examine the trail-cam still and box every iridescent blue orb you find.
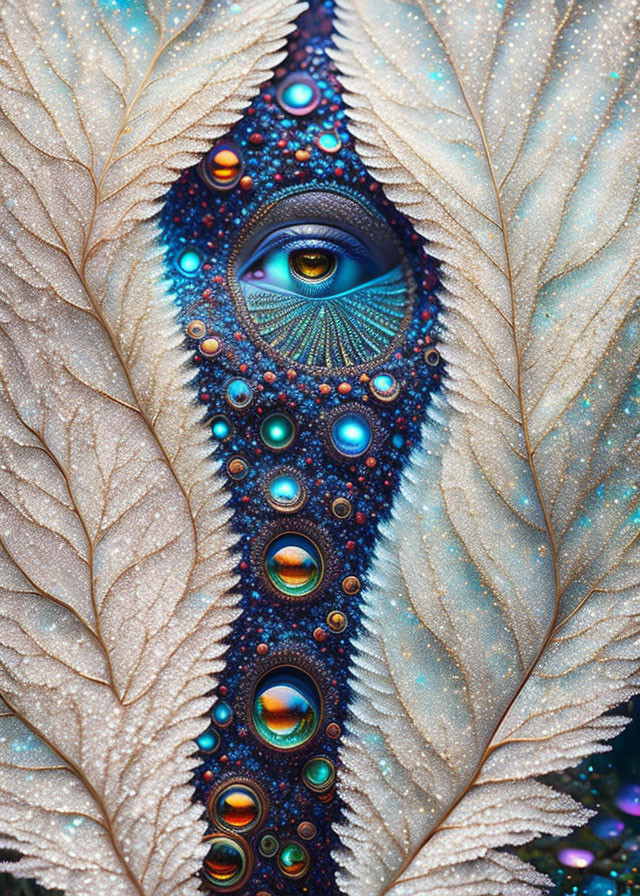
[177,247,202,275]
[316,130,342,153]
[584,876,617,896]
[591,815,625,839]
[277,74,320,116]
[267,473,305,512]
[615,782,640,816]
[196,728,219,753]
[225,377,253,410]
[370,372,399,402]
[331,412,372,457]
[213,701,233,727]
[212,417,232,441]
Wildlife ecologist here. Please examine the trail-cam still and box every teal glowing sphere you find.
[370,373,399,402]
[196,728,219,753]
[278,841,310,878]
[316,130,342,153]
[331,412,372,457]
[213,701,232,727]
[302,756,335,792]
[177,247,202,275]
[212,417,232,441]
[283,82,313,106]
[260,413,295,451]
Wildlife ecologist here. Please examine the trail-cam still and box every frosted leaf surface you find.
[332,1,640,893]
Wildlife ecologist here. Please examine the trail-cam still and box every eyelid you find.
[233,190,402,276]
[238,225,372,278]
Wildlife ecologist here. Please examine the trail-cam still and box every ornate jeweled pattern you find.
[162,2,441,892]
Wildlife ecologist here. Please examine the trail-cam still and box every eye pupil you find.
[290,248,335,282]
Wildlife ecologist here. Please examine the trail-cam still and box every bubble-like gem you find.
[316,130,342,153]
[224,377,253,410]
[331,497,352,520]
[370,372,400,402]
[342,575,361,595]
[297,821,316,840]
[330,412,372,457]
[302,756,335,793]
[203,834,251,890]
[196,728,219,753]
[201,143,245,191]
[260,413,296,451]
[424,347,440,366]
[200,336,222,357]
[278,841,310,878]
[227,456,249,481]
[265,533,323,598]
[213,701,233,727]
[212,783,264,833]
[266,473,306,513]
[177,247,202,275]
[186,319,207,339]
[259,833,279,857]
[211,417,232,441]
[276,73,320,116]
[251,666,321,750]
[327,611,347,633]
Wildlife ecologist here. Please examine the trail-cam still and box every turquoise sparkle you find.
[178,248,202,275]
[269,474,302,507]
[282,82,314,108]
[331,412,372,457]
[212,417,232,440]
[317,131,341,152]
[213,702,232,726]
[196,729,219,752]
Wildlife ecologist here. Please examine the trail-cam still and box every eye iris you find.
[290,248,335,282]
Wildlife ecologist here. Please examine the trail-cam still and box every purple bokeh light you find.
[557,847,595,868]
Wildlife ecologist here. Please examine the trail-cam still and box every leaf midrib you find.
[1,10,204,896]
[381,17,564,895]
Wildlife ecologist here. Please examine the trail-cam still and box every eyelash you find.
[241,226,372,276]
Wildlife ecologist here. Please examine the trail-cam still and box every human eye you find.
[238,224,395,298]
[231,192,412,370]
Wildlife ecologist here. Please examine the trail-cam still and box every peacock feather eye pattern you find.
[162,0,441,892]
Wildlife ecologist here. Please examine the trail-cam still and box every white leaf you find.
[0,0,303,893]
[331,0,640,893]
